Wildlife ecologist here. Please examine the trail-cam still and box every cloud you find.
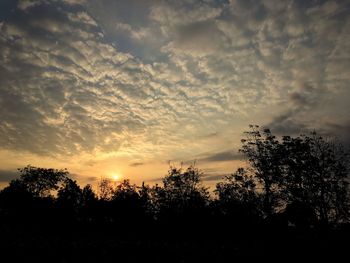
[201,173,227,182]
[62,0,86,6]
[17,0,43,11]
[149,1,222,26]
[164,20,228,57]
[0,169,19,182]
[115,22,150,41]
[265,81,319,136]
[325,122,350,147]
[129,162,144,167]
[199,150,242,163]
[266,112,307,136]
[0,0,349,173]
[70,173,98,185]
[0,2,149,156]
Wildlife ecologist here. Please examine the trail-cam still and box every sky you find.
[0,0,349,189]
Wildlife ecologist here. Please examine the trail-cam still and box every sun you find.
[111,173,121,181]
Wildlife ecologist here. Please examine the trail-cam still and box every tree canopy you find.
[0,126,349,262]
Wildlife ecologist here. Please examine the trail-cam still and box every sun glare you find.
[111,173,121,181]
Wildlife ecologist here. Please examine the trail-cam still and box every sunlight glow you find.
[111,173,121,181]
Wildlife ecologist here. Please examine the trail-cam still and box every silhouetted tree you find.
[216,168,257,204]
[110,179,145,222]
[240,125,283,217]
[11,165,69,198]
[112,179,138,201]
[281,133,349,225]
[138,182,154,216]
[240,126,350,225]
[57,178,83,216]
[145,183,166,219]
[0,178,34,211]
[0,131,349,262]
[98,178,114,201]
[82,184,97,206]
[0,166,68,223]
[80,184,98,220]
[160,165,209,219]
[216,168,261,218]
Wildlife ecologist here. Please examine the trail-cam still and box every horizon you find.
[1,0,349,189]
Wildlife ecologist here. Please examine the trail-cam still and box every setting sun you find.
[111,173,122,181]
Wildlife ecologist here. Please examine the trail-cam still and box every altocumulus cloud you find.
[0,0,349,166]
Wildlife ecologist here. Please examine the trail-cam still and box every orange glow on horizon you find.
[110,173,122,182]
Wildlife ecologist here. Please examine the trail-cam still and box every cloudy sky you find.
[0,0,349,188]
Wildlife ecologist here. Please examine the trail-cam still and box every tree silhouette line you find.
[0,125,349,262]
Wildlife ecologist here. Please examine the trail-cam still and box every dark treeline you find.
[0,125,349,262]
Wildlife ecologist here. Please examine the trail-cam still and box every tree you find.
[239,125,283,217]
[160,165,209,217]
[98,178,114,201]
[215,168,260,210]
[214,168,262,232]
[0,166,68,223]
[144,183,166,219]
[138,182,155,216]
[80,184,98,220]
[240,125,350,225]
[7,165,68,198]
[111,179,145,221]
[279,135,313,204]
[82,184,97,206]
[112,179,139,201]
[0,178,34,210]
[57,178,83,215]
[281,133,349,225]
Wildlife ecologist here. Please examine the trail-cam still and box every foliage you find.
[57,178,83,214]
[82,184,97,206]
[0,126,348,231]
[216,168,257,203]
[5,165,68,198]
[98,178,114,201]
[161,165,209,214]
[239,125,284,216]
[112,179,139,201]
[239,125,350,225]
[281,133,349,224]
[0,126,349,261]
